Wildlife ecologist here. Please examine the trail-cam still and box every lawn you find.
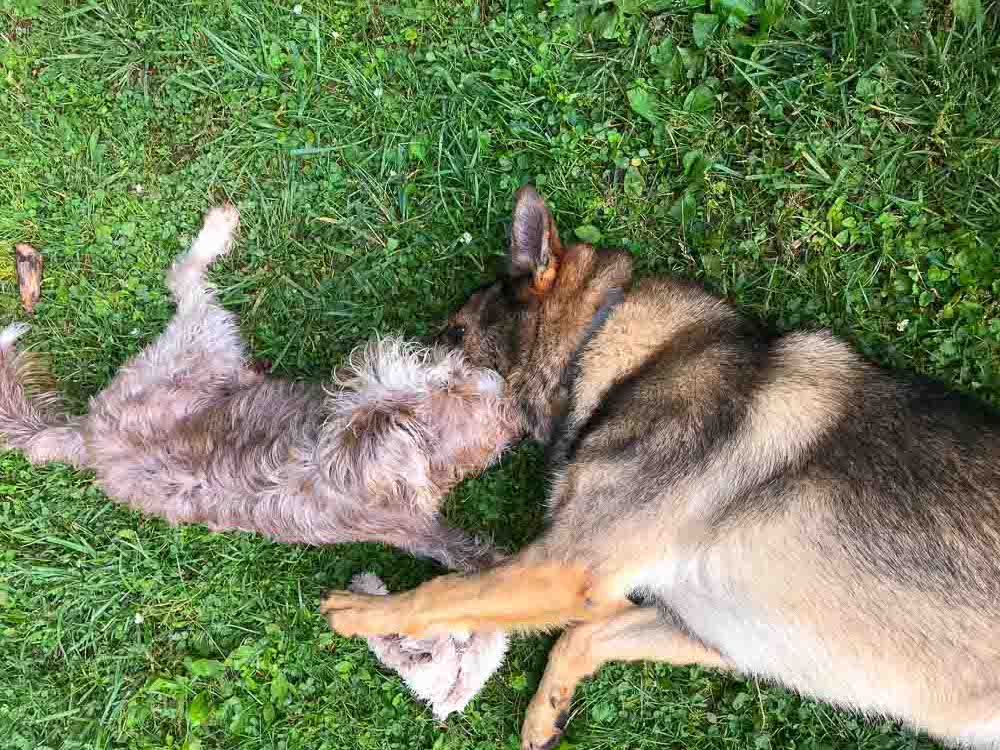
[1,0,998,748]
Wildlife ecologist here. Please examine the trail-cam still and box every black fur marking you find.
[559,287,626,393]
[470,282,521,377]
[626,588,655,607]
[442,325,466,347]
[479,283,509,331]
[546,287,626,464]
[813,372,1000,601]
[551,316,771,482]
[553,710,570,731]
[554,337,674,466]
[518,303,549,439]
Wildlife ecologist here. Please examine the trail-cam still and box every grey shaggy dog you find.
[0,205,521,717]
[0,205,522,571]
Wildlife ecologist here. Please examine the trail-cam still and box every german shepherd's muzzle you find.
[323,186,1000,749]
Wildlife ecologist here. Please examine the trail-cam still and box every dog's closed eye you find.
[443,326,466,347]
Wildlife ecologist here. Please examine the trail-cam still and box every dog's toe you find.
[521,687,574,750]
[319,590,409,638]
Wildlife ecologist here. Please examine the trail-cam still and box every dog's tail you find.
[0,324,86,467]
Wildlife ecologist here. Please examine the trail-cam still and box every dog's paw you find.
[520,686,573,750]
[320,590,402,637]
[195,204,240,260]
[205,203,240,234]
[520,724,567,750]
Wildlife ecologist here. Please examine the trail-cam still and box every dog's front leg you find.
[320,552,630,638]
[519,607,732,750]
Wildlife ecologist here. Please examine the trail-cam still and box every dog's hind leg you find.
[166,204,240,310]
[109,205,250,393]
[386,517,506,573]
[2,206,247,468]
[520,607,732,750]
[0,325,86,467]
[159,204,247,374]
[325,510,504,573]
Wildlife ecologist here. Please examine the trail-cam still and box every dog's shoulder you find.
[549,277,773,469]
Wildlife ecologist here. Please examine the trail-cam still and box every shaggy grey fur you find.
[349,573,508,719]
[0,205,522,572]
[1,205,522,717]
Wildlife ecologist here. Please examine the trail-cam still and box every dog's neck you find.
[558,286,626,396]
[522,284,626,454]
[545,287,625,466]
[507,244,633,445]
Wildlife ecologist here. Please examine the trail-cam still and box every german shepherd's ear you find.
[510,185,562,295]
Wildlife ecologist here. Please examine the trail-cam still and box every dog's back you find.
[544,276,1000,740]
[404,187,1000,748]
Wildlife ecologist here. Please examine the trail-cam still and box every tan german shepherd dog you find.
[322,186,1000,749]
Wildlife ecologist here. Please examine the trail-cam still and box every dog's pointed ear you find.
[509,185,562,295]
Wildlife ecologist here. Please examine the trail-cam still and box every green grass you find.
[1,0,998,748]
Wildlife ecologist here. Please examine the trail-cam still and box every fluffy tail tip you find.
[0,323,29,350]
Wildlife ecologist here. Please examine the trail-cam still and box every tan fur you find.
[324,187,1000,750]
[321,556,630,637]
[570,280,731,421]
[521,607,730,748]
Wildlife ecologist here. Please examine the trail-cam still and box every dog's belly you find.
[667,584,913,714]
[83,381,325,528]
[632,539,1000,731]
